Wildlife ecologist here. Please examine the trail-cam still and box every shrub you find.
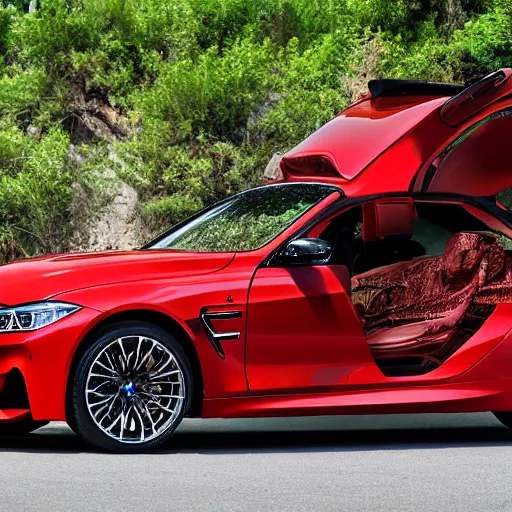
[0,125,73,258]
[0,0,509,260]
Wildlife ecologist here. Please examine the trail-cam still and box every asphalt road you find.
[1,413,512,512]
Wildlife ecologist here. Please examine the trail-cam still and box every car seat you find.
[352,200,426,275]
[351,231,509,372]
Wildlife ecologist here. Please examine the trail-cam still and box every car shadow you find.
[167,425,512,454]
[0,423,511,455]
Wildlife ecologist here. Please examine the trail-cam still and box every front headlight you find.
[0,302,81,332]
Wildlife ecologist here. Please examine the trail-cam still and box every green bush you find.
[0,0,509,260]
[134,35,278,141]
[0,125,73,259]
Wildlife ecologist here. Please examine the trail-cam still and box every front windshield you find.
[148,183,339,252]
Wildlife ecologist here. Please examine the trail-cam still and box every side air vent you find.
[200,309,242,358]
[280,155,341,179]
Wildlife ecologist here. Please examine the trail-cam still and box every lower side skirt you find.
[201,378,512,418]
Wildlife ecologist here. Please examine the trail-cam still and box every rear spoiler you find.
[369,69,512,126]
[368,79,464,99]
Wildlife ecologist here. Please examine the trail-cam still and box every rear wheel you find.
[0,419,49,436]
[493,411,512,429]
[70,321,193,453]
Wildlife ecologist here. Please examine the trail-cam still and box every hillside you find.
[0,0,511,261]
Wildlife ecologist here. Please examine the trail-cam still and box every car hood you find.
[0,250,234,306]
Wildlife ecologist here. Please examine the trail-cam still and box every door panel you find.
[246,265,375,392]
[414,101,512,196]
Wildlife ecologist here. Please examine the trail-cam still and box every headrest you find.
[362,200,415,242]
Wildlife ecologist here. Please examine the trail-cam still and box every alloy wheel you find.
[85,335,185,444]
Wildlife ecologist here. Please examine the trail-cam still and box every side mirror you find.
[283,238,332,265]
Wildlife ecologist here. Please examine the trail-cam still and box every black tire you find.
[0,419,49,436]
[493,411,512,429]
[69,321,193,453]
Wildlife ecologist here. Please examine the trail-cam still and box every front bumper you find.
[0,306,100,422]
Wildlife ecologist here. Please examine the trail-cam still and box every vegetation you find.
[0,0,511,260]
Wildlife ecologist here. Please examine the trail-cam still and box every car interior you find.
[313,198,512,377]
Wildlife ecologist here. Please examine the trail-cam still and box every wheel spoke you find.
[104,350,120,374]
[133,337,143,370]
[147,380,180,386]
[117,340,128,371]
[94,360,118,376]
[138,397,158,436]
[136,340,156,371]
[89,372,117,381]
[88,381,113,393]
[133,402,146,442]
[125,348,137,369]
[140,391,184,400]
[149,369,180,381]
[93,395,117,421]
[150,353,173,374]
[147,400,175,414]
[119,410,126,441]
[87,389,115,398]
[90,394,115,407]
[98,395,119,426]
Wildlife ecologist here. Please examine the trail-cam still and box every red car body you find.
[2,70,512,436]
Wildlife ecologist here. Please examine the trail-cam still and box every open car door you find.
[279,68,512,200]
[412,70,512,199]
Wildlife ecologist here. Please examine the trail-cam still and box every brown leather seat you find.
[351,231,511,364]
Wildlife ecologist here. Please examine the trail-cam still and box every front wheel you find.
[493,411,512,429]
[70,321,193,453]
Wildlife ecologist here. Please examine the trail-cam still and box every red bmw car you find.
[1,70,512,452]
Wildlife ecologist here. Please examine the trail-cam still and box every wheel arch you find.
[65,308,204,423]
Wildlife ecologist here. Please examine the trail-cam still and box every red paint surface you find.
[1,72,512,424]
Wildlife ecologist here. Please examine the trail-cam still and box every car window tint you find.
[413,202,512,255]
[149,184,339,252]
[412,216,453,256]
[497,187,512,210]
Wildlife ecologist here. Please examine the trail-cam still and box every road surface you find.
[1,413,511,512]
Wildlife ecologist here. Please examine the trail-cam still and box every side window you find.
[316,206,363,266]
[413,202,512,255]
[411,216,453,256]
[497,187,512,211]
